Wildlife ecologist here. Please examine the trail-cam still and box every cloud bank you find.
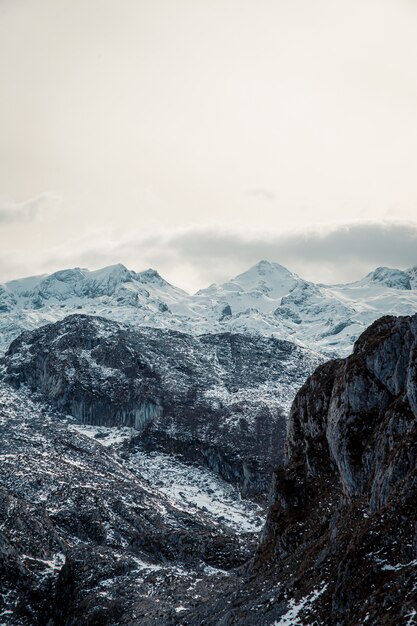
[138,221,417,288]
[2,220,416,292]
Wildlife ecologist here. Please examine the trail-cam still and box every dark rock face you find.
[285,314,417,506]
[0,381,259,625]
[264,314,417,624]
[5,315,164,430]
[188,314,417,624]
[3,314,320,498]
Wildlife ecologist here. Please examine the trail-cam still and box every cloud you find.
[0,193,60,223]
[244,189,276,201]
[131,220,417,287]
[2,220,417,292]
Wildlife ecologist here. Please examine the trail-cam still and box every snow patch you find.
[271,584,327,626]
[129,451,264,534]
[69,423,137,447]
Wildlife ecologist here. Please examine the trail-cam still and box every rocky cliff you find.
[188,313,417,624]
[0,381,261,626]
[3,314,319,498]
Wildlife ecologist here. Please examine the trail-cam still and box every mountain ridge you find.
[3,313,321,499]
[1,260,417,356]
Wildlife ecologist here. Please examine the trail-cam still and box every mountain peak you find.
[231,260,297,290]
[365,266,411,290]
[90,263,131,281]
[47,267,86,282]
[137,267,165,282]
[252,259,293,274]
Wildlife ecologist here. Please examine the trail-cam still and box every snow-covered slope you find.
[0,264,190,352]
[195,262,417,354]
[1,260,417,355]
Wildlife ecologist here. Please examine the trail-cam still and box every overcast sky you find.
[1,0,417,292]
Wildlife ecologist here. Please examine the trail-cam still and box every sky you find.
[1,0,417,292]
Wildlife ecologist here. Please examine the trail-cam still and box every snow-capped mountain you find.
[1,260,417,355]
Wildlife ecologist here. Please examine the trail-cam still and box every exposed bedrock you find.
[251,314,417,625]
[182,315,417,625]
[3,314,318,498]
[284,314,417,507]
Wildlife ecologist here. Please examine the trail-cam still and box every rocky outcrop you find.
[285,314,417,506]
[256,314,417,624]
[3,314,320,498]
[187,314,417,625]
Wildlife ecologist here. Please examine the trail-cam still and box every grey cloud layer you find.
[136,221,417,285]
[5,220,414,290]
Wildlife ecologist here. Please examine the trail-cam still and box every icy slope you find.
[0,264,188,351]
[1,260,417,355]
[197,262,417,355]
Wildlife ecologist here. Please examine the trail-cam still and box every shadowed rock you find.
[188,314,417,625]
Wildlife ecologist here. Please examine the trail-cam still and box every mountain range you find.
[1,260,417,355]
[1,260,417,624]
[2,311,417,624]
